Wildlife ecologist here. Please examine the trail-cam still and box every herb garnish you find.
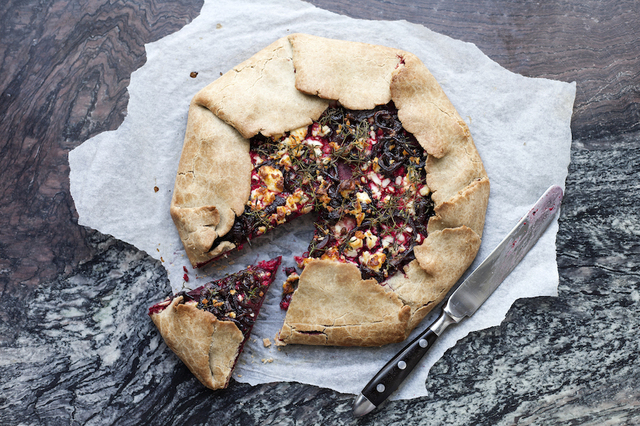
[219,101,434,286]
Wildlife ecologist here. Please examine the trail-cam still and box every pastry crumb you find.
[261,358,274,364]
[263,338,272,348]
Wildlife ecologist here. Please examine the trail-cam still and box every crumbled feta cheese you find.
[276,205,290,224]
[312,124,330,137]
[285,189,305,211]
[381,235,394,248]
[290,126,308,142]
[349,236,363,250]
[278,153,292,169]
[345,249,358,258]
[259,165,284,193]
[356,192,372,204]
[320,247,340,261]
[368,171,382,186]
[406,200,415,214]
[249,187,276,209]
[371,184,381,199]
[372,157,380,173]
[364,230,378,249]
[359,250,387,272]
[304,140,323,148]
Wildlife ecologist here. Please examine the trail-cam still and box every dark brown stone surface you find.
[0,0,203,305]
[305,0,640,141]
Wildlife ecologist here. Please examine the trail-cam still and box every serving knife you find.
[353,185,564,417]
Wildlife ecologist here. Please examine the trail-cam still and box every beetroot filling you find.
[214,101,434,309]
[148,257,281,338]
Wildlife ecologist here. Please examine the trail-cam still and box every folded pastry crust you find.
[170,34,490,346]
[150,296,244,390]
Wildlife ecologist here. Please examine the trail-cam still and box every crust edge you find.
[150,297,244,390]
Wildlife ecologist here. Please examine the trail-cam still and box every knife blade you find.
[353,185,563,417]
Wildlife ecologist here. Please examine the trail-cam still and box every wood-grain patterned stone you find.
[0,0,203,319]
[305,0,640,141]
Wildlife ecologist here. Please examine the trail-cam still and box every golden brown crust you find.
[194,36,329,139]
[277,260,411,346]
[390,52,469,159]
[425,140,488,207]
[427,177,490,238]
[289,33,403,110]
[171,34,490,347]
[170,104,251,266]
[150,297,244,390]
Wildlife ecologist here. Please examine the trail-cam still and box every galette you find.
[169,33,489,347]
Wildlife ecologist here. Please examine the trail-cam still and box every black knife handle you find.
[360,326,439,407]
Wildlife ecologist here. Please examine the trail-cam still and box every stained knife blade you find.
[353,185,564,417]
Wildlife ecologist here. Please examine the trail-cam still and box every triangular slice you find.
[148,257,281,390]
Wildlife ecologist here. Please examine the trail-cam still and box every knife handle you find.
[359,326,439,407]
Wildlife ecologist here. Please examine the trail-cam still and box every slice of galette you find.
[148,257,281,390]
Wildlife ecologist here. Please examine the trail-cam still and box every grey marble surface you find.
[2,139,639,425]
[2,0,640,424]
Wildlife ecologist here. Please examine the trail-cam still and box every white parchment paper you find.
[69,0,575,400]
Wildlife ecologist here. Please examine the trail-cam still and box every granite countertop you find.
[1,0,639,424]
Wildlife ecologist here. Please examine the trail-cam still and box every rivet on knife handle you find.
[353,185,563,417]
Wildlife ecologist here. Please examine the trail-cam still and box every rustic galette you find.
[169,33,490,347]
